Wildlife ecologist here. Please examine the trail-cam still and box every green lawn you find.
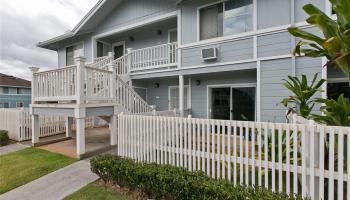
[64,182,131,200]
[0,147,75,194]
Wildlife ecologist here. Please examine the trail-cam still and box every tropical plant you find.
[281,73,325,118]
[288,0,350,93]
[312,94,350,126]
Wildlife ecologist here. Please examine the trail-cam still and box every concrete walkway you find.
[0,143,28,156]
[0,160,99,200]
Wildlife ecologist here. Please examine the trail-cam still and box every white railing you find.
[90,56,113,70]
[85,66,113,101]
[113,42,178,75]
[116,75,153,114]
[129,42,178,72]
[0,108,106,141]
[32,58,115,104]
[118,114,350,200]
[114,55,129,76]
[33,66,77,102]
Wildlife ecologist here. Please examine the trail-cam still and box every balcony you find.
[113,42,178,75]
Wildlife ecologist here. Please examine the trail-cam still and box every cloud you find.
[0,0,98,80]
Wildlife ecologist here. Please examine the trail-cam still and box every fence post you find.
[29,67,40,104]
[75,56,86,104]
[307,119,319,200]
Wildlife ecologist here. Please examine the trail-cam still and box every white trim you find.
[206,83,257,120]
[65,42,85,66]
[182,21,310,49]
[168,85,190,110]
[256,60,261,122]
[129,54,294,77]
[72,0,106,33]
[327,78,347,84]
[168,28,178,43]
[93,11,179,39]
[112,41,126,55]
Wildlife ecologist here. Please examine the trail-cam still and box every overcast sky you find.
[0,0,99,80]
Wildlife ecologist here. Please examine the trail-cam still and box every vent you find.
[201,48,217,61]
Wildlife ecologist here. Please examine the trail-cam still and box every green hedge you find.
[91,155,306,200]
[0,130,9,146]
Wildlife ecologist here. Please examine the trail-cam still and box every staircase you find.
[90,56,153,114]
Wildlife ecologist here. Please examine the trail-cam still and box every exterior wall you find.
[57,34,93,67]
[0,86,31,108]
[94,0,178,35]
[109,22,177,51]
[133,70,256,119]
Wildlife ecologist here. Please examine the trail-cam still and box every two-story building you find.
[0,73,31,108]
[31,0,349,157]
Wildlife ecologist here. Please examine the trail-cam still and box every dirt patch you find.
[95,179,149,200]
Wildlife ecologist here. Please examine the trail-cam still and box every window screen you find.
[97,42,104,58]
[66,43,83,66]
[200,3,223,40]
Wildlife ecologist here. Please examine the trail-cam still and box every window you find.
[327,82,349,100]
[97,41,110,58]
[16,102,24,108]
[0,87,9,94]
[66,43,84,66]
[169,86,190,110]
[199,0,253,40]
[0,103,9,108]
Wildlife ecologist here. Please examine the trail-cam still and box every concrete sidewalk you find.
[0,143,29,156]
[0,160,99,200]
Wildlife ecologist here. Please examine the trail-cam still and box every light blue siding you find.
[133,70,256,119]
[257,0,290,29]
[258,32,291,58]
[182,38,254,67]
[260,58,292,122]
[0,86,31,108]
[295,0,325,22]
[95,0,177,35]
[57,34,93,67]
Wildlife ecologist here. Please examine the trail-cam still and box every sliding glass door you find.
[210,86,255,121]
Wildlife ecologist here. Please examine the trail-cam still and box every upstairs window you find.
[97,41,110,58]
[0,87,9,94]
[199,0,253,40]
[66,43,84,66]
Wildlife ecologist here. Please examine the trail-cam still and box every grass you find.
[0,147,75,194]
[64,182,131,200]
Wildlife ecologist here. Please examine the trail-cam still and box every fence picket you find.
[117,114,350,200]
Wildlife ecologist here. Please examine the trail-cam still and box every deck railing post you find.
[127,48,133,73]
[75,56,86,104]
[108,52,116,102]
[29,67,40,104]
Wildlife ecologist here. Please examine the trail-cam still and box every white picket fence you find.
[117,114,350,200]
[0,108,105,141]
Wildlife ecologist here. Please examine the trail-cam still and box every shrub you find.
[0,130,9,146]
[91,155,307,200]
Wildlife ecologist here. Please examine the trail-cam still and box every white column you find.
[179,75,184,117]
[31,114,39,145]
[65,117,73,138]
[29,67,40,104]
[76,117,86,156]
[75,56,86,104]
[110,115,117,146]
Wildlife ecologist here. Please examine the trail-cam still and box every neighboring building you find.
[36,0,348,123]
[0,73,31,108]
